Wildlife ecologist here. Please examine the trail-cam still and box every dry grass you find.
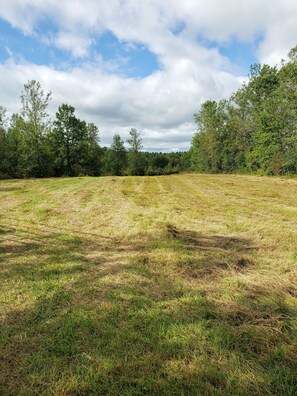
[0,174,296,395]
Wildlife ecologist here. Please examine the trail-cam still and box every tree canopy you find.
[190,47,297,175]
[0,85,188,178]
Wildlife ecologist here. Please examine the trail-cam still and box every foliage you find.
[51,104,102,177]
[2,45,297,180]
[106,134,127,176]
[0,83,189,179]
[191,47,297,175]
[19,80,53,177]
[127,128,146,176]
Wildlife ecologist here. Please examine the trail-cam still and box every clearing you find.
[0,174,296,395]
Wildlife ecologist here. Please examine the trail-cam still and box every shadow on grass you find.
[0,222,296,395]
[0,186,21,192]
[162,224,256,279]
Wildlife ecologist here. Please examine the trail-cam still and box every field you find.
[0,174,296,395]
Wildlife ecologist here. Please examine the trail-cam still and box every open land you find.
[0,174,296,395]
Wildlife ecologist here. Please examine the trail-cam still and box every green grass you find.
[0,174,296,395]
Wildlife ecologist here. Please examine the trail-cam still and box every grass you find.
[0,174,296,395]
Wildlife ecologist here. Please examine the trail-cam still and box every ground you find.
[0,174,296,395]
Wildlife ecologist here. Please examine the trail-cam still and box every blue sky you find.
[0,17,257,77]
[0,1,296,151]
[0,19,160,77]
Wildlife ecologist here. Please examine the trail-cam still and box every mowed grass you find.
[0,174,296,395]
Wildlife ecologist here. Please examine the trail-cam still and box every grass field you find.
[0,174,296,395]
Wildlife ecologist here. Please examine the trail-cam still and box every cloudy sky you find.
[0,1,296,151]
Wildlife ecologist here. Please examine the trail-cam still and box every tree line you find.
[1,46,296,179]
[0,81,189,179]
[190,46,297,175]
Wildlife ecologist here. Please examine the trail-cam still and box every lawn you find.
[0,174,296,395]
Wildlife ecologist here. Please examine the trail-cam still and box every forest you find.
[0,46,296,179]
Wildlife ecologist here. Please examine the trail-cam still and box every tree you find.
[189,46,297,176]
[127,128,145,175]
[0,106,8,177]
[20,80,52,177]
[21,80,52,131]
[5,114,26,178]
[191,100,226,172]
[0,106,7,129]
[83,123,102,176]
[52,104,101,176]
[277,50,297,174]
[108,134,127,175]
[52,104,82,176]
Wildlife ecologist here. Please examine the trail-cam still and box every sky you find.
[0,1,297,151]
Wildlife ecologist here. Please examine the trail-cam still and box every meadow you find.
[0,174,296,395]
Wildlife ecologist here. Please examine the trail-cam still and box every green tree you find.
[20,80,52,177]
[0,106,7,128]
[191,100,226,172]
[83,123,102,176]
[277,49,297,173]
[108,134,127,175]
[52,104,101,176]
[127,128,145,175]
[0,106,8,177]
[52,104,82,176]
[190,47,297,176]
[5,114,26,178]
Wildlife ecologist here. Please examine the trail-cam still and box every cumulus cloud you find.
[0,57,242,150]
[0,0,296,150]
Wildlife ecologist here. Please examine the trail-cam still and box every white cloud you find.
[0,57,241,150]
[1,0,295,61]
[0,1,296,150]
